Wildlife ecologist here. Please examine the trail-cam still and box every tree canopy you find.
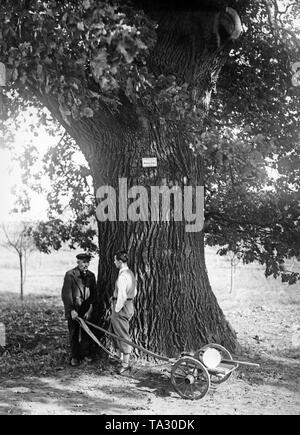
[1,0,299,284]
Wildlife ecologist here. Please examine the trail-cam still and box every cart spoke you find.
[180,365,190,375]
[188,384,195,399]
[182,384,190,397]
[194,382,206,392]
[174,378,186,386]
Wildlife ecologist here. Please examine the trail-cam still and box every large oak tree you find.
[0,0,299,356]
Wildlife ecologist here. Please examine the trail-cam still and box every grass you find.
[0,248,98,297]
[0,294,68,376]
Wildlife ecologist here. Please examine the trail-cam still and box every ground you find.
[0,247,299,415]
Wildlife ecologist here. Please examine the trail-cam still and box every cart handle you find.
[81,318,174,363]
[222,358,260,368]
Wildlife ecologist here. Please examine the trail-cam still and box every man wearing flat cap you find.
[61,253,97,366]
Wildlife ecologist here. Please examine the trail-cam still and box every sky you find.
[0,123,57,222]
[0,108,89,223]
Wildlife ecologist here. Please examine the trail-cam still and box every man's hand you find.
[83,306,93,320]
[71,310,79,320]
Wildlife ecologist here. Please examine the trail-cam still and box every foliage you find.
[202,127,300,284]
[200,1,300,284]
[0,0,299,284]
[27,133,98,253]
[0,0,157,123]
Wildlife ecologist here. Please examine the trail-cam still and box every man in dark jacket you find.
[61,253,97,366]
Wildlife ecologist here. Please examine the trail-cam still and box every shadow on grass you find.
[130,365,175,399]
[235,350,300,394]
[0,364,137,415]
[0,361,177,416]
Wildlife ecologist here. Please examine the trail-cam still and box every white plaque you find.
[142,157,157,168]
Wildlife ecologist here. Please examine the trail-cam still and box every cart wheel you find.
[171,356,210,400]
[194,343,236,384]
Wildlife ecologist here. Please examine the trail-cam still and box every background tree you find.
[1,222,36,301]
[0,0,299,356]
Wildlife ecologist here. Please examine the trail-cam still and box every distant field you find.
[0,248,98,297]
[206,247,300,310]
[0,244,299,310]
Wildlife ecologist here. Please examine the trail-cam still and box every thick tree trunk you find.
[97,221,236,357]
[92,124,236,356]
[49,109,236,356]
[40,7,238,356]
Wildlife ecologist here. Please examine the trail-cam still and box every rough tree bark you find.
[42,4,239,356]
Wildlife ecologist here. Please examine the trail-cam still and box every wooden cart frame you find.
[77,317,259,400]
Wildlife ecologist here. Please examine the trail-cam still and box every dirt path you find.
[0,346,299,415]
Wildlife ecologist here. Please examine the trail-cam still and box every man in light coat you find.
[110,250,137,374]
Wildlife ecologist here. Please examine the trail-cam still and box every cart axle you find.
[185,375,195,385]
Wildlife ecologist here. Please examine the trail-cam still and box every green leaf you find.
[82,107,94,118]
[83,0,91,9]
[91,51,107,80]
[12,68,18,81]
[117,42,134,64]
[77,22,85,31]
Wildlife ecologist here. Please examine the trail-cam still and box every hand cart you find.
[77,317,260,400]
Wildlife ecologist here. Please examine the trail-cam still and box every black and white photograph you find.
[0,0,299,418]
